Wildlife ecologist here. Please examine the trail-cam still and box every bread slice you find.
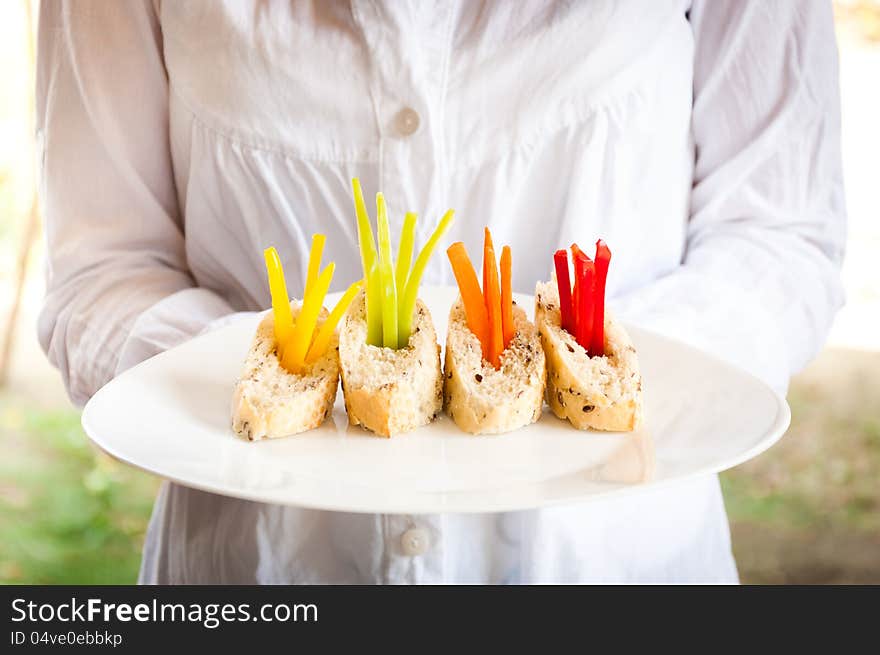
[338,290,443,437]
[443,298,546,434]
[535,278,643,432]
[231,306,338,441]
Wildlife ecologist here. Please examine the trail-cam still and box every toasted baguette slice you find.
[231,306,338,441]
[338,290,443,437]
[443,298,546,434]
[535,278,643,432]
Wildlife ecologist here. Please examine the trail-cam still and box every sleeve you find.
[612,0,846,393]
[36,0,235,407]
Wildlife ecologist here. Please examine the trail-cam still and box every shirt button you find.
[395,107,420,137]
[400,527,430,556]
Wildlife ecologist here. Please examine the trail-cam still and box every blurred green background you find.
[1,1,879,584]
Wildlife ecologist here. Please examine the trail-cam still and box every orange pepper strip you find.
[500,245,514,349]
[446,242,490,361]
[484,238,503,368]
[482,227,494,304]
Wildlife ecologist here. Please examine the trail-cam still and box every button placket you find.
[395,107,421,137]
[382,514,444,583]
[350,0,454,246]
[400,527,430,556]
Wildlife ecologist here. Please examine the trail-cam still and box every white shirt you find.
[36,0,845,584]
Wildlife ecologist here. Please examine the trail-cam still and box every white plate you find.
[82,286,790,514]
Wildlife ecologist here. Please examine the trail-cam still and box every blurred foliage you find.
[0,0,35,261]
[724,352,880,533]
[836,0,880,42]
[0,392,158,584]
[721,349,880,583]
[0,170,19,246]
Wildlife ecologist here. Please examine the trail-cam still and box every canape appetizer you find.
[444,229,546,434]
[535,241,643,431]
[338,179,453,437]
[231,242,361,441]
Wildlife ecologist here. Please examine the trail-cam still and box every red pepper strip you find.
[570,244,584,343]
[591,240,611,357]
[553,249,573,334]
[572,245,594,352]
[571,258,580,342]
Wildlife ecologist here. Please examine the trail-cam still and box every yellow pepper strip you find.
[364,266,383,347]
[305,278,364,365]
[395,212,417,300]
[364,262,383,348]
[263,247,294,361]
[351,178,377,270]
[351,178,382,346]
[399,209,455,345]
[305,233,326,297]
[376,193,399,349]
[282,262,335,374]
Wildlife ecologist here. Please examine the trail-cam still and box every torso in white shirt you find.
[138,0,737,584]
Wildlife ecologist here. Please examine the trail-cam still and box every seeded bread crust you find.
[231,307,339,441]
[535,278,643,432]
[443,298,546,435]
[339,291,443,437]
